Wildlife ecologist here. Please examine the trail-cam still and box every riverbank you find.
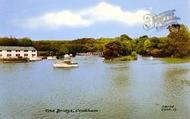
[105,55,190,63]
[111,55,137,61]
[161,57,190,64]
[0,58,29,63]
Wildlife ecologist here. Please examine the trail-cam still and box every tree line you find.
[0,24,189,59]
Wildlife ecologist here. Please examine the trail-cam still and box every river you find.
[0,56,190,119]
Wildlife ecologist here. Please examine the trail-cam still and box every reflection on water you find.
[0,56,190,119]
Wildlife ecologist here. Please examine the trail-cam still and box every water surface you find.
[0,56,190,119]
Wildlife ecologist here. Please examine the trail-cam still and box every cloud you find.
[25,11,91,28]
[23,2,150,29]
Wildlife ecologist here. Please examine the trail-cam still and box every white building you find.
[0,46,37,59]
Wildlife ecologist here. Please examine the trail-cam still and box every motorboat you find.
[47,56,57,60]
[29,57,42,61]
[53,54,78,68]
[53,60,78,68]
[149,56,154,60]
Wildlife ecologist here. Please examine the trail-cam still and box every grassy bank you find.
[161,57,190,64]
[0,58,29,63]
[112,55,137,61]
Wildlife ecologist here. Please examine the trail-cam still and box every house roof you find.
[0,46,36,51]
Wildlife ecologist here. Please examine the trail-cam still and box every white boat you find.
[69,54,73,57]
[149,56,154,60]
[47,56,57,60]
[29,57,42,61]
[53,54,78,68]
[53,61,78,68]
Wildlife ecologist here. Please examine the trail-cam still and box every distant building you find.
[0,46,37,59]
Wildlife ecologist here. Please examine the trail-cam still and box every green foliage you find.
[167,25,190,57]
[103,37,134,59]
[144,39,151,53]
[19,37,33,46]
[57,45,69,56]
[0,24,189,58]
[131,51,137,58]
[97,38,114,44]
[0,37,33,46]
[162,57,190,64]
[135,37,147,55]
[118,34,132,41]
[134,25,190,58]
[0,37,18,46]
[113,56,135,61]
[103,41,123,59]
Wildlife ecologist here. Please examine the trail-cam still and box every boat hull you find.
[53,63,79,68]
[47,56,57,60]
[29,57,42,61]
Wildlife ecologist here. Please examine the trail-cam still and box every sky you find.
[0,0,189,40]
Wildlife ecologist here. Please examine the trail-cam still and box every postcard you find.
[0,0,190,119]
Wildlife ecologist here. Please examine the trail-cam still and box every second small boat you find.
[53,54,79,68]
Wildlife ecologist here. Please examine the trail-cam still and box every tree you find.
[103,41,123,59]
[103,40,133,59]
[144,39,152,53]
[167,24,190,57]
[135,37,147,55]
[0,37,19,46]
[121,41,133,55]
[58,45,69,56]
[119,34,133,41]
[19,37,33,46]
